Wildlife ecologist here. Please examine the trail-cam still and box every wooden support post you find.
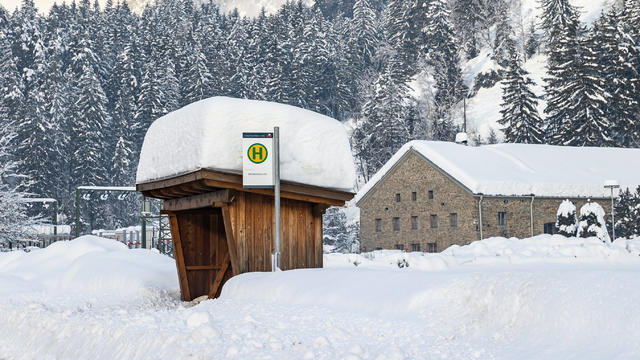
[221,205,240,276]
[168,212,191,301]
[209,253,231,298]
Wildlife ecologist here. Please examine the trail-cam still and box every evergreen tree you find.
[524,21,541,59]
[498,52,544,144]
[556,199,578,237]
[613,188,639,239]
[323,206,359,253]
[577,201,610,243]
[594,10,639,147]
[493,16,516,67]
[539,0,580,47]
[425,0,466,132]
[351,68,410,180]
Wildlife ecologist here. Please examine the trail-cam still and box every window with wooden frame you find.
[498,212,507,226]
[375,218,382,232]
[395,193,401,202]
[428,242,438,253]
[428,190,434,199]
[411,216,418,230]
[411,243,420,252]
[393,217,400,231]
[430,214,438,228]
[450,213,458,228]
[395,244,404,250]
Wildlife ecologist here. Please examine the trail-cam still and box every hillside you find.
[444,0,613,140]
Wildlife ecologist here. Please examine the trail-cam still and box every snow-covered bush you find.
[556,199,578,237]
[577,202,610,243]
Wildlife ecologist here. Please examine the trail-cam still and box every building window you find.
[430,214,438,228]
[395,244,404,250]
[411,243,420,252]
[544,222,554,234]
[375,218,382,232]
[450,213,458,228]
[428,190,434,199]
[428,242,438,253]
[375,247,382,250]
[411,216,418,230]
[393,217,400,231]
[412,192,417,201]
[395,193,401,202]
[498,212,507,226]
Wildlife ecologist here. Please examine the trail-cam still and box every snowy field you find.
[1,235,639,359]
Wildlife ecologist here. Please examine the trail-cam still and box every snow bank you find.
[355,140,640,201]
[1,234,640,359]
[0,236,178,304]
[136,97,355,192]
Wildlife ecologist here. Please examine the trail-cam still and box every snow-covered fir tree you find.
[556,199,578,237]
[323,206,359,253]
[613,187,640,239]
[577,201,610,243]
[498,52,544,144]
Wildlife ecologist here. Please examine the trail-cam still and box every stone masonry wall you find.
[358,151,479,252]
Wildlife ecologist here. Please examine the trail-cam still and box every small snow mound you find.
[136,97,355,192]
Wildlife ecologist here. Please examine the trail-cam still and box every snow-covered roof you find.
[356,141,640,202]
[136,97,356,192]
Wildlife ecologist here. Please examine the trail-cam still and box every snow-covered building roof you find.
[356,141,640,202]
[136,97,356,192]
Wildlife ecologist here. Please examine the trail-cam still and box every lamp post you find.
[604,180,620,241]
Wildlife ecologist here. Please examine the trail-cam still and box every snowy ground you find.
[1,235,639,359]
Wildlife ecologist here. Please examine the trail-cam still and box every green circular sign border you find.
[247,143,268,164]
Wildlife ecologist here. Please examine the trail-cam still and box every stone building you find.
[355,141,640,253]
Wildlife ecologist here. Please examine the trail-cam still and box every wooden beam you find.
[208,253,230,298]
[168,212,191,301]
[221,205,240,276]
[186,265,222,271]
[162,189,235,212]
[138,169,354,205]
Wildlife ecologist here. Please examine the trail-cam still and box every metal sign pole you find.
[273,126,281,271]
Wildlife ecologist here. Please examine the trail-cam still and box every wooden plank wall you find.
[226,192,324,273]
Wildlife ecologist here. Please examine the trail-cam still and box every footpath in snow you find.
[1,235,639,359]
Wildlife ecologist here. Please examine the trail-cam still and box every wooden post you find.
[221,205,240,276]
[168,212,191,301]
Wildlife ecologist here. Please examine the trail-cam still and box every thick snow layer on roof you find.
[136,97,355,192]
[356,141,640,202]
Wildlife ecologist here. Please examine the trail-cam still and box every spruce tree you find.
[425,0,466,132]
[556,199,578,237]
[498,52,544,144]
[613,188,638,239]
[577,202,610,243]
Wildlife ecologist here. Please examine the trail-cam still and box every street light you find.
[604,180,620,241]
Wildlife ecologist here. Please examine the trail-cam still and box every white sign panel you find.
[242,132,274,188]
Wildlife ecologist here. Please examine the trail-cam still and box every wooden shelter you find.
[137,169,353,301]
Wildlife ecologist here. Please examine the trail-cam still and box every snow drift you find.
[1,235,639,359]
[136,97,356,192]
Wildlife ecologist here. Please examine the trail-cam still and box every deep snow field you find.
[1,235,639,360]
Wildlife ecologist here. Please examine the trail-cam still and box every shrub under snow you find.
[556,199,578,237]
[577,202,610,243]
